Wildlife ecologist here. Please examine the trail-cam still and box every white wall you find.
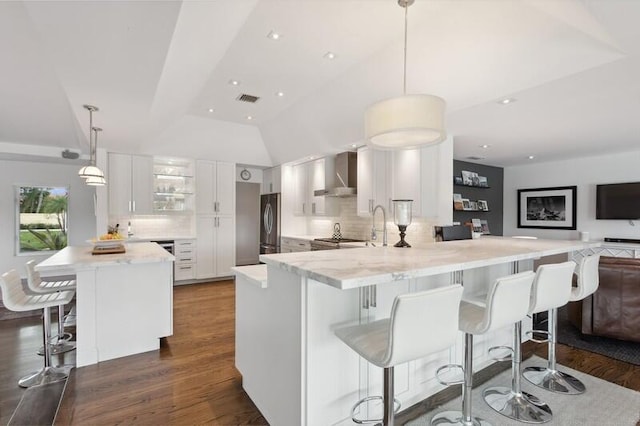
[0,159,96,280]
[149,115,273,167]
[503,149,640,241]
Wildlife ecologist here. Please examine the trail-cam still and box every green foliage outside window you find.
[18,186,69,253]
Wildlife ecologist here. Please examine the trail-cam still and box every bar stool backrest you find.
[481,271,535,333]
[25,260,42,291]
[528,261,576,314]
[0,270,29,312]
[385,285,463,367]
[572,254,600,301]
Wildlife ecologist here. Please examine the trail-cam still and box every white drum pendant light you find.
[365,0,446,149]
[78,104,106,185]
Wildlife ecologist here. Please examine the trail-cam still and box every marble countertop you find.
[36,242,175,273]
[232,264,268,288]
[259,237,601,290]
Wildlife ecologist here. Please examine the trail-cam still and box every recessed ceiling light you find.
[308,156,314,160]
[276,91,284,97]
[351,144,357,148]
[229,79,240,86]
[498,98,516,105]
[323,51,336,60]
[480,144,491,149]
[246,115,253,120]
[528,155,535,160]
[267,31,281,40]
[208,108,214,113]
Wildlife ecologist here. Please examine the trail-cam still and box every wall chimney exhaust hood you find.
[314,151,357,197]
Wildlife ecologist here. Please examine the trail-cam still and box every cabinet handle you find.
[128,200,132,212]
[181,250,192,254]
[370,285,377,308]
[302,203,305,214]
[312,203,316,214]
[132,200,136,212]
[179,266,191,270]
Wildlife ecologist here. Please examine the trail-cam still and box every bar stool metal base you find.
[483,386,552,424]
[18,366,68,388]
[430,410,492,425]
[522,367,585,395]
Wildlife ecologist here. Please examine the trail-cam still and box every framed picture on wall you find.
[517,186,577,230]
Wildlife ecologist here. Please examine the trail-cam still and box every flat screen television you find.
[596,182,640,220]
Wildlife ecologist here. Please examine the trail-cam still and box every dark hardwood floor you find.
[1,280,639,425]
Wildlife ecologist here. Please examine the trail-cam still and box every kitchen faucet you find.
[371,204,388,247]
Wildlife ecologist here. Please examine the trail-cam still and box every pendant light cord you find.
[88,109,95,166]
[403,2,408,95]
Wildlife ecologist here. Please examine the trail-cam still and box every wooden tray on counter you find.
[91,245,126,255]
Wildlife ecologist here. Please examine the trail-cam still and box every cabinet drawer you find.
[175,255,195,264]
[175,264,196,281]
[281,237,311,251]
[175,240,196,256]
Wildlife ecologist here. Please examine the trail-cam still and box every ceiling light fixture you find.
[480,144,491,149]
[267,30,280,40]
[246,115,253,120]
[364,0,446,150]
[276,91,284,97]
[208,108,214,113]
[323,51,336,60]
[498,98,516,105]
[528,155,535,160]
[229,79,240,86]
[78,104,105,186]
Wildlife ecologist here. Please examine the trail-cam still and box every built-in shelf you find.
[454,184,491,189]
[454,209,491,213]
[153,157,194,213]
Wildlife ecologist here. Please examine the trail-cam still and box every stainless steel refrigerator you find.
[260,193,281,254]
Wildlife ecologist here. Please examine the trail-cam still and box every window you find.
[16,185,69,254]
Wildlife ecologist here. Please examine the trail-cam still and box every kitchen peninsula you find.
[36,242,174,367]
[235,237,599,426]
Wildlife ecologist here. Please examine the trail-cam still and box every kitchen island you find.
[36,242,174,367]
[235,237,599,426]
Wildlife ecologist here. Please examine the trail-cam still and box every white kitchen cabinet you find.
[292,158,335,216]
[292,162,308,216]
[357,138,453,221]
[262,166,281,194]
[196,160,235,216]
[174,239,196,282]
[196,215,236,279]
[108,153,153,216]
[357,146,390,216]
[389,148,422,217]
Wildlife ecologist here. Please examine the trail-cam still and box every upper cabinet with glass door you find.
[153,157,195,213]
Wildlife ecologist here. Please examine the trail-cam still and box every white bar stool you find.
[483,261,575,422]
[431,271,535,426]
[25,259,76,355]
[523,255,600,394]
[336,285,464,426]
[0,269,75,387]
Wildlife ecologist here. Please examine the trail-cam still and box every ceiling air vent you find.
[467,156,485,161]
[236,94,260,103]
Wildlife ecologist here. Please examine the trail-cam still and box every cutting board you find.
[91,245,126,255]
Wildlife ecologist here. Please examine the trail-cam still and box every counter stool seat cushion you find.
[1,275,74,311]
[337,285,464,369]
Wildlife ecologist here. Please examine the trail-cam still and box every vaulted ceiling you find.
[1,0,639,167]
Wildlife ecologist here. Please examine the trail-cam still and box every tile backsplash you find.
[108,215,194,238]
[307,198,438,244]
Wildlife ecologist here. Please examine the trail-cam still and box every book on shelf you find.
[477,199,489,211]
[462,198,471,210]
[461,170,479,186]
[471,218,482,233]
[480,219,491,235]
[453,193,464,210]
[478,176,488,187]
